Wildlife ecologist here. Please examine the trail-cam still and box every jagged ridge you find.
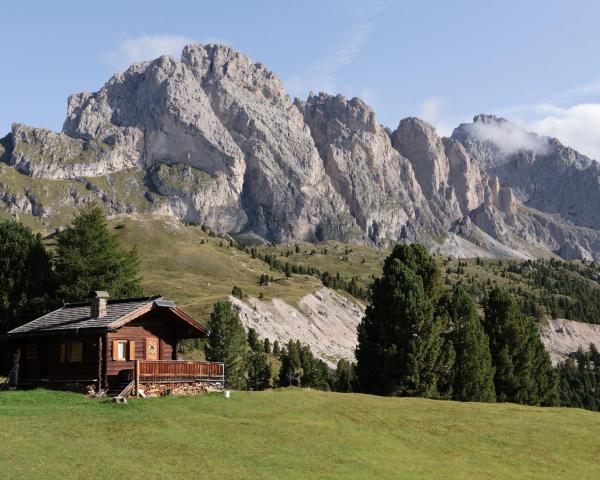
[2,43,600,260]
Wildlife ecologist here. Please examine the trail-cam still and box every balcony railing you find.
[134,360,225,385]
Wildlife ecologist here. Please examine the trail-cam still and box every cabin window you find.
[25,344,37,360]
[112,340,135,361]
[117,340,127,360]
[59,341,83,363]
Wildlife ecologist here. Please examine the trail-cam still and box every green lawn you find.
[1,389,598,479]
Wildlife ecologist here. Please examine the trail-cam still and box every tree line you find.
[204,300,352,392]
[0,206,142,370]
[354,244,558,405]
[2,208,599,411]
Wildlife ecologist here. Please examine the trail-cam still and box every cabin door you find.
[145,337,159,360]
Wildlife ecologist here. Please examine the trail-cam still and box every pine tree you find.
[205,301,248,389]
[54,205,142,302]
[483,288,558,405]
[278,340,302,387]
[247,328,262,352]
[231,286,243,299]
[383,243,442,301]
[272,340,280,356]
[247,351,271,390]
[263,338,271,354]
[355,258,446,397]
[334,359,355,392]
[299,344,332,390]
[445,286,496,402]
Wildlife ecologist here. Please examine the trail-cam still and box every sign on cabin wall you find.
[146,337,159,360]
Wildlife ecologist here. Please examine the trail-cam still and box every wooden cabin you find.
[4,292,224,397]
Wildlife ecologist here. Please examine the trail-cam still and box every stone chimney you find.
[90,291,109,318]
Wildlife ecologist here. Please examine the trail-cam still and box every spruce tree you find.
[334,359,355,393]
[278,340,302,387]
[0,220,54,334]
[383,243,441,301]
[445,286,496,402]
[263,338,271,354]
[247,327,262,352]
[355,259,445,397]
[299,344,332,390]
[205,301,248,389]
[247,351,272,390]
[483,288,558,405]
[54,205,142,302]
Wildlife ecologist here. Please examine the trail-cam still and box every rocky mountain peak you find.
[391,117,449,198]
[3,43,600,260]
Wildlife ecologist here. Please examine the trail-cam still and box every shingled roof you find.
[7,296,206,336]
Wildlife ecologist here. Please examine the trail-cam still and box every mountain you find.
[2,43,600,260]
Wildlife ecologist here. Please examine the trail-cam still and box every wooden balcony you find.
[134,360,225,384]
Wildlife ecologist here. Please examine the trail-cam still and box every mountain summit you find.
[2,43,600,260]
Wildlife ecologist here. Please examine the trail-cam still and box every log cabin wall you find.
[18,335,100,383]
[105,310,177,385]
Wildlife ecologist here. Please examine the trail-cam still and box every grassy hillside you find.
[1,388,599,479]
[105,216,325,319]
[104,216,600,327]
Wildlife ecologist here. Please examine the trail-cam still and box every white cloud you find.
[418,97,450,134]
[105,34,197,71]
[416,97,466,137]
[285,1,387,99]
[526,103,600,161]
[470,119,550,155]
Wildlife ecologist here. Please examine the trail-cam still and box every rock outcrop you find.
[2,43,600,260]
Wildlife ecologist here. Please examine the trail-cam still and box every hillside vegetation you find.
[1,388,599,480]
[103,216,600,327]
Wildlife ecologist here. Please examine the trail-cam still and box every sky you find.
[2,0,600,159]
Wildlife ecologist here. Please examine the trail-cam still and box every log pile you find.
[141,381,224,397]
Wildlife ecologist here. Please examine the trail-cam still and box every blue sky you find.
[2,0,600,158]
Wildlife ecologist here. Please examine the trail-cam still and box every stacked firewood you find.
[142,381,224,397]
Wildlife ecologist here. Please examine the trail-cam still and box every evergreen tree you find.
[278,340,302,387]
[355,258,446,397]
[263,338,271,354]
[334,359,355,393]
[483,288,558,405]
[444,286,496,402]
[205,301,248,389]
[54,205,142,302]
[0,220,54,334]
[558,345,600,411]
[231,286,243,299]
[247,327,262,352]
[299,344,332,390]
[247,351,272,390]
[272,340,280,356]
[383,243,441,301]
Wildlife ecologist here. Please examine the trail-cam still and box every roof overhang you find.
[109,300,208,337]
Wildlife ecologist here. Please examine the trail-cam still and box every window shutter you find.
[128,341,135,360]
[112,340,119,361]
[59,343,66,363]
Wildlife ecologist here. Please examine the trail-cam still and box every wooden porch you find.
[137,360,225,383]
[120,360,225,399]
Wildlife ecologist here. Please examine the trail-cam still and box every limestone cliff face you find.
[453,114,600,230]
[297,93,441,245]
[2,43,600,260]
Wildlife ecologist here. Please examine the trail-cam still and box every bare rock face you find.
[2,43,600,260]
[179,44,359,243]
[391,117,449,198]
[297,92,441,245]
[7,124,142,179]
[453,114,600,230]
[443,137,484,213]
